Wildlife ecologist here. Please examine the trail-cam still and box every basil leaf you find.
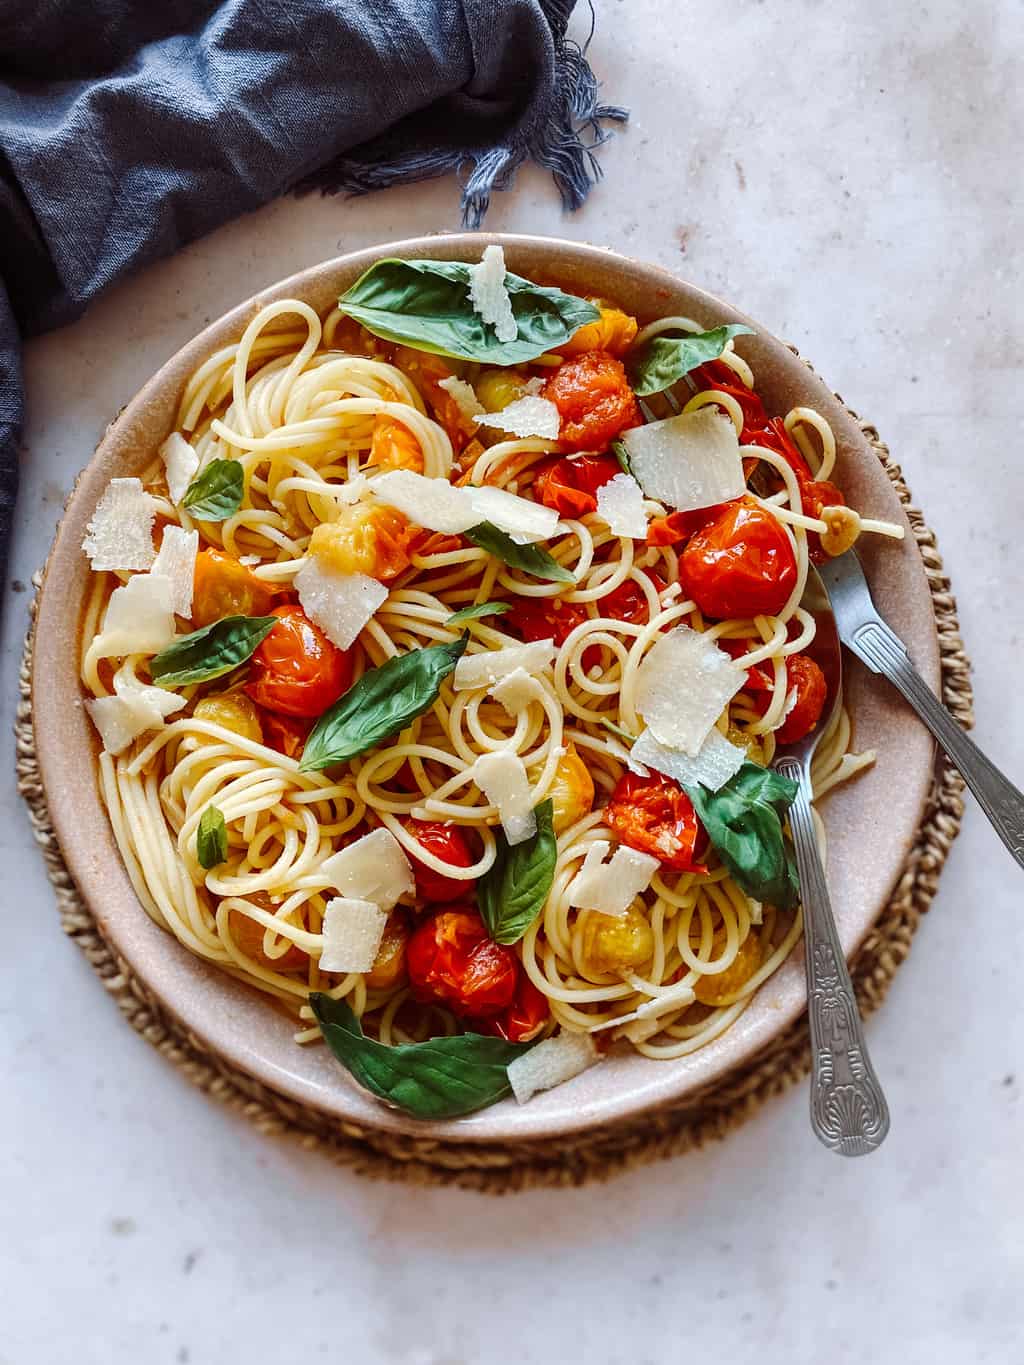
[628,325,755,397]
[337,258,600,366]
[310,994,536,1118]
[150,614,277,687]
[181,458,244,521]
[445,601,513,626]
[685,761,800,909]
[478,799,556,945]
[610,439,632,476]
[300,634,468,772]
[197,805,227,870]
[465,522,574,584]
[600,719,637,745]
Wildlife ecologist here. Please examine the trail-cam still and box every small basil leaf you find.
[197,805,228,870]
[181,458,244,521]
[685,761,800,909]
[465,522,574,584]
[337,258,600,366]
[478,799,556,945]
[610,439,632,476]
[628,325,755,397]
[600,719,637,745]
[310,994,536,1119]
[300,634,468,772]
[445,601,513,626]
[150,614,277,687]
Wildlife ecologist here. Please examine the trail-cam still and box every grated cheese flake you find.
[160,432,200,505]
[372,470,479,535]
[319,897,388,973]
[567,840,660,916]
[489,667,545,716]
[473,749,536,845]
[635,626,744,756]
[295,559,387,650]
[85,672,185,755]
[151,527,198,618]
[622,408,744,513]
[629,726,746,793]
[454,639,555,691]
[96,572,177,657]
[438,376,485,427]
[595,472,648,539]
[468,484,558,544]
[508,1029,600,1105]
[319,829,414,910]
[469,244,517,344]
[479,395,560,440]
[82,477,158,572]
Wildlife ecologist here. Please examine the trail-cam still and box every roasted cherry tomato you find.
[244,605,351,719]
[603,770,709,873]
[775,653,828,744]
[744,415,813,481]
[560,301,639,358]
[474,972,550,1042]
[404,819,476,902]
[743,418,846,564]
[532,453,621,518]
[719,637,774,693]
[258,708,313,759]
[393,346,469,452]
[506,596,588,647]
[645,506,721,548]
[601,572,667,625]
[191,548,284,628]
[679,496,797,620]
[542,350,642,452]
[227,891,307,971]
[690,359,768,440]
[309,503,415,582]
[407,908,518,1018]
[365,911,410,991]
[370,414,424,473]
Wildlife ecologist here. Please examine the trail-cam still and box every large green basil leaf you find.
[310,994,536,1118]
[300,634,468,772]
[150,614,277,686]
[685,761,800,909]
[478,799,556,945]
[628,325,755,397]
[181,458,244,521]
[465,522,574,584]
[445,600,512,626]
[337,258,600,365]
[196,805,228,870]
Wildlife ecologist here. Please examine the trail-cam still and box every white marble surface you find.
[3,4,1022,1361]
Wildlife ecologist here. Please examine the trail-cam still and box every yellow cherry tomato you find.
[693,931,762,1005]
[549,745,595,834]
[309,503,414,582]
[578,905,655,977]
[193,693,264,745]
[561,302,639,358]
[365,912,410,991]
[370,415,424,473]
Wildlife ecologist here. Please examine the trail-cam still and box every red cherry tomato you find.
[244,605,351,719]
[743,418,846,565]
[600,572,667,625]
[506,596,589,648]
[719,637,774,693]
[407,909,518,1018]
[404,819,476,902]
[258,708,313,759]
[775,653,828,744]
[690,360,768,440]
[645,506,722,548]
[191,548,286,628]
[679,496,797,620]
[474,973,550,1042]
[603,771,709,873]
[542,351,642,452]
[532,453,621,518]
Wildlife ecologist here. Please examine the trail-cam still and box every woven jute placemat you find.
[15,408,973,1193]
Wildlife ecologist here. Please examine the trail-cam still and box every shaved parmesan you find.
[468,485,558,544]
[438,376,485,426]
[319,897,388,973]
[454,639,555,691]
[319,829,414,909]
[82,478,158,571]
[473,750,536,845]
[595,980,698,1034]
[295,560,386,650]
[596,473,648,539]
[480,396,560,440]
[151,527,198,618]
[96,572,177,657]
[508,1030,599,1105]
[635,627,744,756]
[469,244,517,344]
[623,408,744,513]
[490,667,545,716]
[524,377,545,396]
[372,470,478,535]
[629,726,745,793]
[85,673,185,755]
[567,840,660,916]
[160,432,200,505]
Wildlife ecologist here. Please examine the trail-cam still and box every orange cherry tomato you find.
[228,892,308,972]
[370,414,424,473]
[393,346,468,453]
[191,548,285,628]
[474,973,550,1042]
[690,360,768,440]
[603,770,709,873]
[679,496,797,620]
[532,453,621,518]
[542,350,642,452]
[407,908,518,1019]
[775,653,828,744]
[258,708,313,759]
[404,819,476,902]
[244,605,351,719]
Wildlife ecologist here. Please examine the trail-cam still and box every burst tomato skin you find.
[533,453,621,518]
[244,605,351,719]
[258,708,313,759]
[404,819,476,902]
[473,973,550,1042]
[691,360,768,439]
[600,572,667,625]
[679,496,797,619]
[603,771,709,873]
[542,351,642,452]
[191,549,285,627]
[406,909,518,1019]
[646,506,721,548]
[775,653,828,744]
[506,596,588,647]
[719,637,774,693]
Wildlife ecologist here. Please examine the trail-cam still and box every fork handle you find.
[849,621,1024,870]
[775,755,891,1155]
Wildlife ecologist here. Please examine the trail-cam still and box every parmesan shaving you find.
[473,750,536,845]
[635,626,744,756]
[319,829,414,910]
[319,897,388,973]
[469,243,517,344]
[508,1030,600,1105]
[371,470,558,544]
[85,672,185,755]
[567,840,660,916]
[489,667,545,716]
[454,639,555,691]
[629,726,746,793]
[295,560,387,650]
[160,432,200,505]
[479,396,560,440]
[437,375,485,427]
[468,485,558,544]
[622,408,744,512]
[96,572,177,657]
[151,527,198,618]
[595,472,648,539]
[82,478,158,572]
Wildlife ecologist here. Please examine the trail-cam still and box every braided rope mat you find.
[15,412,973,1193]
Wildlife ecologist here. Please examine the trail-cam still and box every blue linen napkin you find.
[0,0,624,597]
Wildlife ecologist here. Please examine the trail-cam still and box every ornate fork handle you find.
[775,756,891,1156]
